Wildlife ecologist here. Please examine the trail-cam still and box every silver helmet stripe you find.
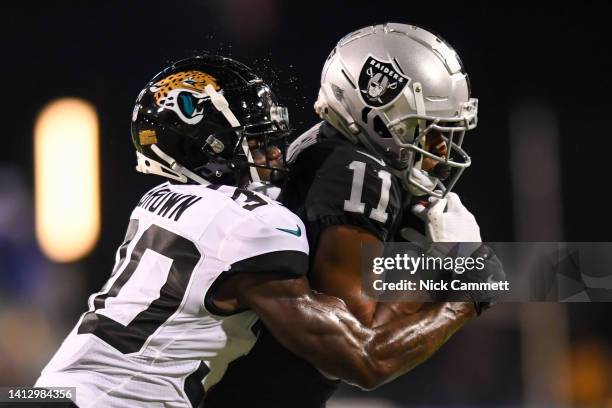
[204,84,261,183]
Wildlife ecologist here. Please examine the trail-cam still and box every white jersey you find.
[36,182,309,408]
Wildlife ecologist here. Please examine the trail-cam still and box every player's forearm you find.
[371,301,425,326]
[364,301,476,387]
[257,294,474,390]
[254,292,384,388]
[240,273,475,390]
[297,299,475,390]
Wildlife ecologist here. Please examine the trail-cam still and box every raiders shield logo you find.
[358,56,410,107]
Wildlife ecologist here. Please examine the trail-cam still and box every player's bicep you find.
[235,272,345,357]
[311,224,383,325]
[236,272,313,317]
[235,271,374,386]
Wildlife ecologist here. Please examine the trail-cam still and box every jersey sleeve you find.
[218,205,309,277]
[283,139,403,243]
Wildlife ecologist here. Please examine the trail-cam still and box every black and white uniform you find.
[35,182,308,408]
[205,122,404,407]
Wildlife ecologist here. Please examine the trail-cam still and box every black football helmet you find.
[131,55,290,186]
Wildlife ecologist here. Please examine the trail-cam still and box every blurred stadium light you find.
[509,101,563,241]
[34,98,100,263]
[510,100,572,407]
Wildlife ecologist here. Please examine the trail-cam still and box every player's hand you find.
[411,192,482,243]
[452,245,506,315]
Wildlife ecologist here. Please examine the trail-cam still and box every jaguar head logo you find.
[150,70,220,125]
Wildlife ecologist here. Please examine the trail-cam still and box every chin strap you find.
[136,149,186,182]
[150,145,210,185]
[137,144,211,185]
[204,84,260,184]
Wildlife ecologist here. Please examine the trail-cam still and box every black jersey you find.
[283,122,404,250]
[204,122,404,408]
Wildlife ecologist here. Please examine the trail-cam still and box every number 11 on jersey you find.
[343,160,391,223]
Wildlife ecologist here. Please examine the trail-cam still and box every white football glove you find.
[401,192,482,243]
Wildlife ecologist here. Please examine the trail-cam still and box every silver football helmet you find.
[314,23,478,197]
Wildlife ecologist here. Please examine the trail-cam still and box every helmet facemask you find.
[194,112,290,192]
[317,74,478,199]
[385,96,478,197]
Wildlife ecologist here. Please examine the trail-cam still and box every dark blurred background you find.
[1,1,611,406]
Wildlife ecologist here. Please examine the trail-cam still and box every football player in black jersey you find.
[205,24,500,407]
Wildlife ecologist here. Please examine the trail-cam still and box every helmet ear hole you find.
[373,116,393,139]
[202,129,239,160]
[361,107,372,123]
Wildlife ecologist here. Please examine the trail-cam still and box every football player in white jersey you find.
[35,55,487,408]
